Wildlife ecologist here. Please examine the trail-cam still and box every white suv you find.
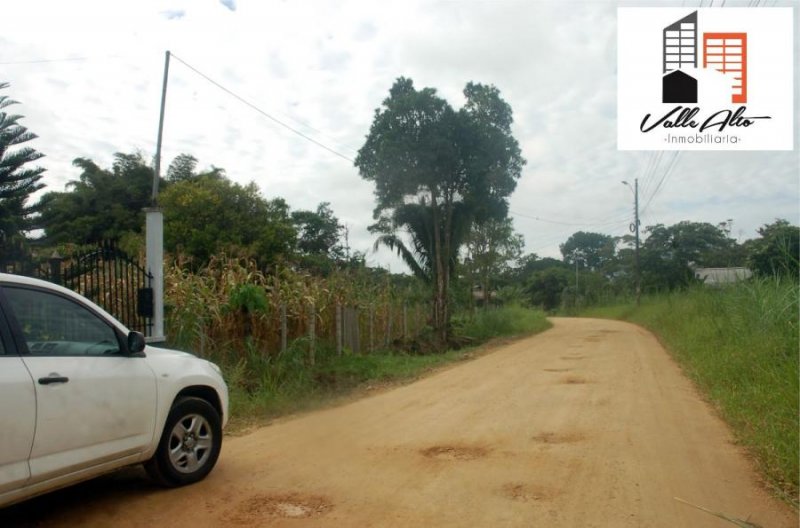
[0,273,228,507]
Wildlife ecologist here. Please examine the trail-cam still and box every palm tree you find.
[372,199,472,342]
[0,82,45,259]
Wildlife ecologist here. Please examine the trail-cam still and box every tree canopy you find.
[746,219,799,278]
[159,174,296,267]
[640,221,737,290]
[560,231,616,271]
[40,152,156,245]
[292,202,343,258]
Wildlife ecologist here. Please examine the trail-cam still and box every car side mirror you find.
[127,331,146,355]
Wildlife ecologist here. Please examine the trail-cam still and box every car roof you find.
[0,273,131,334]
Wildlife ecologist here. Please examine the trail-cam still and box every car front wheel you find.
[145,396,222,487]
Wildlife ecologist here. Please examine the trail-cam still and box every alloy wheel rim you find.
[168,413,213,474]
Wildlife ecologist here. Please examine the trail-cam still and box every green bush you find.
[455,304,551,341]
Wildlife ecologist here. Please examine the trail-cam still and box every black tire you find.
[144,396,222,487]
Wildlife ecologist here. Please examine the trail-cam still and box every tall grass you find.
[453,304,552,342]
[584,278,799,504]
[164,256,428,361]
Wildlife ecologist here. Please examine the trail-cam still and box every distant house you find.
[471,284,497,305]
[694,267,752,286]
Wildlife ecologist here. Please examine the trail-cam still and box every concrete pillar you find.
[145,207,165,342]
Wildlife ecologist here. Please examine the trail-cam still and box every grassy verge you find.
[208,305,551,433]
[582,279,799,505]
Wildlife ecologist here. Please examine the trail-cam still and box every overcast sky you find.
[3,0,798,271]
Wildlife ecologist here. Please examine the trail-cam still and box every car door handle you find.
[38,374,69,385]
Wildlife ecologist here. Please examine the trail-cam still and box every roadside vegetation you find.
[582,278,799,505]
[162,263,550,430]
[222,306,549,430]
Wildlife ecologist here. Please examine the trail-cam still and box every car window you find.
[3,286,121,356]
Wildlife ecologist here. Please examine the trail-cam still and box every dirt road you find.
[3,318,796,527]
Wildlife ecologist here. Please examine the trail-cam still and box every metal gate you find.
[1,241,154,336]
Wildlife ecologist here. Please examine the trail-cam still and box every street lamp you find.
[622,179,641,306]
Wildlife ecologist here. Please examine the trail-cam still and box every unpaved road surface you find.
[3,318,796,527]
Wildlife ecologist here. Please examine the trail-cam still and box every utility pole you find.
[623,179,641,306]
[145,50,171,342]
[634,178,641,306]
[152,50,170,203]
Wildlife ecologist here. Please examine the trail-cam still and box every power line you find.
[641,151,682,215]
[525,217,632,255]
[509,210,630,228]
[169,53,355,164]
[638,151,663,201]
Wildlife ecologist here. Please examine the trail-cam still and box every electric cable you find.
[169,53,355,163]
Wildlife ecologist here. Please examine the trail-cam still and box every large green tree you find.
[560,231,616,272]
[291,202,343,258]
[291,202,345,275]
[40,152,156,245]
[525,267,569,312]
[746,219,799,278]
[159,174,296,267]
[0,82,45,259]
[355,77,524,342]
[640,221,737,291]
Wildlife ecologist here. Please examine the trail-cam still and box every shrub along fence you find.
[165,256,428,363]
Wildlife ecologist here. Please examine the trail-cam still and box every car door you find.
[0,283,158,483]
[0,305,36,495]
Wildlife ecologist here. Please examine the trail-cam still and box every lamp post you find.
[622,179,641,306]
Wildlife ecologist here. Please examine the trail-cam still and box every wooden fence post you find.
[336,303,343,357]
[385,303,392,347]
[308,303,316,366]
[369,307,374,353]
[280,303,287,353]
[403,303,408,344]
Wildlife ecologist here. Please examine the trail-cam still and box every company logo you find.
[661,11,747,104]
[618,8,793,151]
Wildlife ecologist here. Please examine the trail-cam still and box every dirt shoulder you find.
[3,318,796,527]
